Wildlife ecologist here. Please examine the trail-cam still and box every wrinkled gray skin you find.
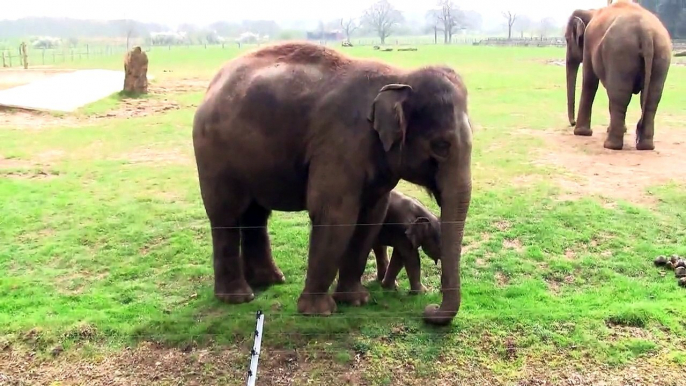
[192,42,473,325]
[371,190,441,294]
[565,2,672,150]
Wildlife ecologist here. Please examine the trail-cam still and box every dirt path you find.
[526,127,686,205]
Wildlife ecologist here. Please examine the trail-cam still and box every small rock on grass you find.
[654,255,668,266]
[679,277,686,288]
[675,267,686,278]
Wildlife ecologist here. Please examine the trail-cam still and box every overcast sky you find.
[4,0,611,26]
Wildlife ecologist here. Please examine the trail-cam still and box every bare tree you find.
[123,20,137,50]
[502,11,517,40]
[428,0,463,44]
[362,0,404,44]
[425,9,441,44]
[537,17,556,39]
[340,18,359,41]
[515,15,532,38]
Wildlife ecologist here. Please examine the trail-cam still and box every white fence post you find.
[246,310,265,386]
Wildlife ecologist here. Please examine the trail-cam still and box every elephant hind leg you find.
[198,175,254,304]
[241,201,285,288]
[603,77,634,151]
[636,62,669,151]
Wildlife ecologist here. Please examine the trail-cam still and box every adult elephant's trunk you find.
[424,133,472,326]
[566,58,580,126]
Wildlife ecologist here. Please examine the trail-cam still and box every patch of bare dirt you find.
[544,59,566,66]
[2,342,684,386]
[1,153,60,179]
[503,238,523,252]
[527,127,686,205]
[495,271,510,287]
[494,221,511,231]
[0,108,86,129]
[463,233,491,255]
[149,78,208,95]
[0,157,56,179]
[546,274,576,294]
[93,97,181,119]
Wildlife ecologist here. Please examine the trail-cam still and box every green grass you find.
[1,44,686,383]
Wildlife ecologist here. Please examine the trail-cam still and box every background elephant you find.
[565,1,672,150]
[371,190,441,294]
[192,42,473,325]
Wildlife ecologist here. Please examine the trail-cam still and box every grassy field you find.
[1,44,686,385]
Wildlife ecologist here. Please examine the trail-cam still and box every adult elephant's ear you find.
[368,84,413,152]
[571,16,586,49]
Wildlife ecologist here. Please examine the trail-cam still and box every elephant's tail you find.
[640,30,654,118]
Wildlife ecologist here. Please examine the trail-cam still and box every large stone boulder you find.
[123,46,149,94]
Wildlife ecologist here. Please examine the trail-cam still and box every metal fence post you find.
[246,310,265,386]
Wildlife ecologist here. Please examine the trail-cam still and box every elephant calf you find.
[372,191,441,294]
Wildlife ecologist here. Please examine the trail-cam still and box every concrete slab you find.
[0,69,153,112]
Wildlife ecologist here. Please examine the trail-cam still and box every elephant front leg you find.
[297,193,360,316]
[241,202,285,287]
[373,245,389,282]
[404,250,427,295]
[574,62,600,137]
[334,195,391,306]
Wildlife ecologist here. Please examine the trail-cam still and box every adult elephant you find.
[192,42,473,326]
[565,0,672,150]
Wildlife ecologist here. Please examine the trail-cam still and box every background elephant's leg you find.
[297,185,360,316]
[603,75,634,150]
[636,66,669,151]
[241,202,285,287]
[199,177,253,304]
[382,249,403,290]
[373,245,389,282]
[404,250,427,295]
[574,63,599,137]
[334,195,390,306]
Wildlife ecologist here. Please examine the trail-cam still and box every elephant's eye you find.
[431,140,451,160]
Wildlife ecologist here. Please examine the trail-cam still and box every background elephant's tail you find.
[640,30,654,118]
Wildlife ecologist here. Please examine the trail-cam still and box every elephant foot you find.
[423,304,457,326]
[636,139,654,151]
[569,119,576,127]
[333,281,370,306]
[215,279,255,304]
[297,292,336,316]
[408,283,428,295]
[573,127,593,136]
[245,264,286,288]
[381,277,399,291]
[603,137,624,151]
